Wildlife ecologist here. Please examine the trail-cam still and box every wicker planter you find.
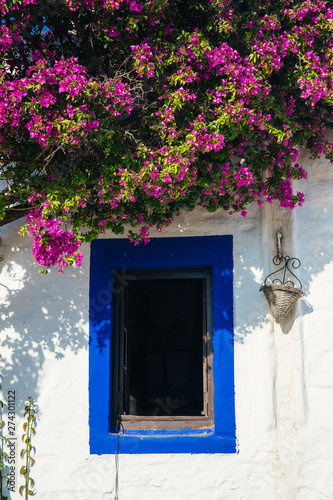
[260,284,304,324]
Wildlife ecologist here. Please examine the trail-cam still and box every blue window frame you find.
[89,235,236,454]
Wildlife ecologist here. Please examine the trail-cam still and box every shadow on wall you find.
[233,242,320,342]
[233,146,333,339]
[0,220,89,417]
[231,200,325,342]
[233,252,315,342]
[1,173,332,411]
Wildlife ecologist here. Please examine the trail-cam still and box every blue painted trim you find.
[89,236,235,454]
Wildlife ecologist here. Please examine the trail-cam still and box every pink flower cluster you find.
[0,57,135,148]
[24,208,83,273]
[66,0,143,11]
[0,25,13,53]
[131,43,155,78]
[103,81,134,115]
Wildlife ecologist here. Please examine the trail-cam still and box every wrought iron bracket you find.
[263,255,302,290]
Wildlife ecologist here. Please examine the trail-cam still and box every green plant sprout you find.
[0,360,8,500]
[0,401,8,500]
[19,398,37,499]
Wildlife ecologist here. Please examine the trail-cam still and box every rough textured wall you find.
[1,152,333,500]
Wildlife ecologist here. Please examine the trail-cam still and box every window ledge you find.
[118,415,214,431]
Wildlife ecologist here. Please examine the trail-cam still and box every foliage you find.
[19,397,36,499]
[0,403,8,500]
[0,366,8,500]
[1,0,333,271]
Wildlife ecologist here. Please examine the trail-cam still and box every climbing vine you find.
[0,375,8,500]
[19,398,37,499]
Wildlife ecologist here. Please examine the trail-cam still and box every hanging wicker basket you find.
[260,284,304,324]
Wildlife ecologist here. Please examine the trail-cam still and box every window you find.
[111,269,214,430]
[89,236,236,454]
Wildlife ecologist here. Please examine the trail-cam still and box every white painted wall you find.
[1,151,333,499]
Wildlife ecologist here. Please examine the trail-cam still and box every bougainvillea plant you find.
[1,0,333,272]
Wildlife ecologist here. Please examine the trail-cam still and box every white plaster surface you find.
[1,153,333,499]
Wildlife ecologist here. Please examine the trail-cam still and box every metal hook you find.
[276,231,282,259]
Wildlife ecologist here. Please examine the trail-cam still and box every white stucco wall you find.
[1,151,333,500]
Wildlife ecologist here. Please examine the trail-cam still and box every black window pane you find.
[125,277,204,416]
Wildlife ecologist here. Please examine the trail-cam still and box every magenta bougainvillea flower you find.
[1,0,333,271]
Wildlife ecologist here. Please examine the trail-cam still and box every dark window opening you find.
[111,270,214,430]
